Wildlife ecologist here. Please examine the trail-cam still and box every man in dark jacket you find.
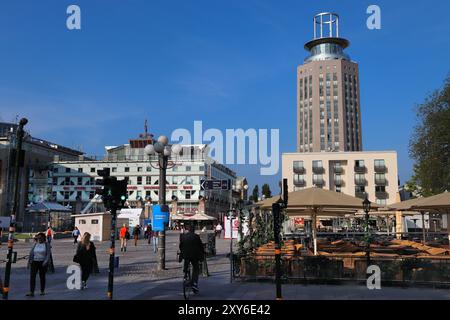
[179,225,204,293]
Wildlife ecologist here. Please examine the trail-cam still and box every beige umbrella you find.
[185,213,217,221]
[256,187,378,255]
[387,195,447,243]
[409,191,450,242]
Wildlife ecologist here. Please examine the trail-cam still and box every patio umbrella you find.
[256,187,378,255]
[185,213,217,221]
[409,191,450,241]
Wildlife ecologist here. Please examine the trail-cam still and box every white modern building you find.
[49,133,237,219]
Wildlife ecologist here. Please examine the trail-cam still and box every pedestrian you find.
[72,226,81,245]
[133,224,141,246]
[215,223,223,238]
[26,232,51,297]
[46,226,54,245]
[74,232,97,290]
[145,224,152,244]
[119,224,128,252]
[152,230,159,253]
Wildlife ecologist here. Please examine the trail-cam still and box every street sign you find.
[200,179,230,191]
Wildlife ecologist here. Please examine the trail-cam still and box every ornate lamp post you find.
[144,136,182,271]
[362,194,372,266]
[236,183,248,254]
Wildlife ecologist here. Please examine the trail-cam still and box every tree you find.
[250,185,259,202]
[408,76,450,196]
[261,183,272,199]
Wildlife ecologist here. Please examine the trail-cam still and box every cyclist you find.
[179,224,204,293]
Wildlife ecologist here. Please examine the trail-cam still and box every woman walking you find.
[26,232,51,297]
[120,224,128,252]
[133,225,141,246]
[75,232,97,290]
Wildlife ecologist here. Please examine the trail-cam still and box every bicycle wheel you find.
[183,266,191,300]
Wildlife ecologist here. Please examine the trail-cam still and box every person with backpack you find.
[26,233,52,297]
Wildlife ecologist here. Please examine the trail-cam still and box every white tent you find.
[118,208,145,232]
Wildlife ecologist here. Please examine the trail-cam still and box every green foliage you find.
[250,185,259,203]
[261,183,272,199]
[408,76,450,196]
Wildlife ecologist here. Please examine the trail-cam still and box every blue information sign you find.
[152,205,169,231]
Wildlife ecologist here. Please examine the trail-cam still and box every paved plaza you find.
[1,231,450,300]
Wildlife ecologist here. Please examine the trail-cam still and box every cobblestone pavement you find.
[1,232,450,300]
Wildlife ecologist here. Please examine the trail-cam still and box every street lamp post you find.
[226,209,237,283]
[236,183,248,253]
[145,136,182,271]
[362,194,372,266]
[3,118,28,299]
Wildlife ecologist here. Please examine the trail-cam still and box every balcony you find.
[293,166,305,174]
[334,178,344,186]
[313,178,324,186]
[376,191,388,199]
[354,165,366,173]
[293,178,306,187]
[312,166,325,174]
[354,178,367,186]
[375,178,387,186]
[374,164,387,173]
[333,166,344,174]
[355,192,366,199]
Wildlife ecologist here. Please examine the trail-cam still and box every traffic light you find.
[111,177,128,208]
[95,168,115,209]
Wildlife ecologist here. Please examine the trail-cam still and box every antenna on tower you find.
[144,119,148,135]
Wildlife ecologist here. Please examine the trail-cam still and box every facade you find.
[282,151,399,206]
[72,212,111,241]
[50,134,237,219]
[0,122,82,227]
[297,13,362,153]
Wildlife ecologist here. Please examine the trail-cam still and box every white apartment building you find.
[50,139,237,218]
[282,151,399,206]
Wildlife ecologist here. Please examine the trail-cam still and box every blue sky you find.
[1,0,449,195]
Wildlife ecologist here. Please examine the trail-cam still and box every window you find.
[52,178,57,185]
[145,191,151,198]
[374,159,385,167]
[172,176,178,184]
[146,166,152,172]
[78,168,83,173]
[185,190,191,200]
[112,167,117,173]
[65,168,71,173]
[136,191,142,199]
[53,167,58,173]
[124,167,130,172]
[376,199,387,206]
[199,166,205,171]
[146,176,151,185]
[293,160,304,169]
[355,186,365,193]
[76,191,82,199]
[89,192,95,199]
[312,160,323,168]
[137,176,142,185]
[90,168,95,173]
[77,177,82,185]
[375,186,386,192]
[186,166,191,172]
[64,177,71,185]
[91,220,99,224]
[80,219,86,224]
[137,167,143,172]
[355,160,365,168]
